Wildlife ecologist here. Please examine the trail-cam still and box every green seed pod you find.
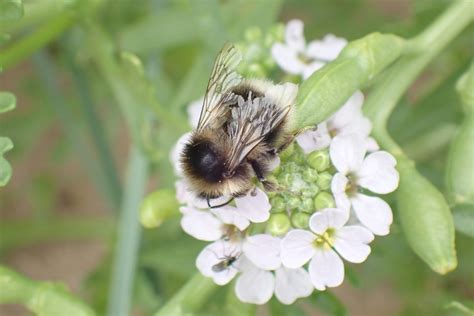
[316,172,333,191]
[140,189,179,228]
[301,197,315,213]
[307,150,330,171]
[292,33,405,131]
[446,113,474,205]
[291,212,310,229]
[397,158,457,274]
[287,196,301,210]
[270,196,286,213]
[302,184,320,198]
[313,191,335,210]
[302,168,318,183]
[266,213,291,236]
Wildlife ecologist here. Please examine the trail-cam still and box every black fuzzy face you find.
[183,139,226,183]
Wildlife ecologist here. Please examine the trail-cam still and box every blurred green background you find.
[0,0,473,315]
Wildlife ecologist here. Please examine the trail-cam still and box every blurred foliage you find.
[0,0,473,315]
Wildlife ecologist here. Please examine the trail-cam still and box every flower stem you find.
[0,265,95,315]
[154,273,217,316]
[107,146,148,316]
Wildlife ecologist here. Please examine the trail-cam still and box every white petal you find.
[352,194,393,236]
[180,209,222,241]
[330,134,367,174]
[187,98,203,128]
[212,206,250,231]
[280,229,316,268]
[331,173,351,212]
[190,194,230,210]
[234,188,271,223]
[170,132,192,176]
[338,115,372,138]
[302,61,325,79]
[334,226,374,263]
[243,234,281,270]
[268,155,280,171]
[274,267,313,305]
[366,137,380,152]
[285,19,306,52]
[196,241,241,285]
[175,180,192,206]
[271,43,304,75]
[329,91,364,129]
[235,262,274,305]
[357,151,399,194]
[308,249,344,290]
[306,34,347,61]
[295,123,330,154]
[309,208,348,234]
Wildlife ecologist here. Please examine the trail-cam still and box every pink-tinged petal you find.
[334,226,374,263]
[180,209,222,241]
[235,188,271,223]
[187,98,203,128]
[285,19,306,52]
[271,43,304,75]
[302,61,325,79]
[331,173,351,212]
[212,206,250,231]
[170,132,192,176]
[196,241,241,285]
[357,151,399,194]
[329,91,364,129]
[281,229,316,268]
[175,180,191,205]
[243,234,281,270]
[295,123,331,154]
[235,262,274,304]
[330,134,367,174]
[338,115,372,138]
[308,248,344,290]
[306,34,347,61]
[352,194,393,236]
[309,208,347,234]
[274,267,313,304]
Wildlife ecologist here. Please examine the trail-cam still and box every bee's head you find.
[181,132,252,199]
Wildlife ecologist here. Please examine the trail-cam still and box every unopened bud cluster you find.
[266,142,336,235]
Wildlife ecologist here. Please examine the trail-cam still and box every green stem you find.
[0,13,74,69]
[0,265,95,315]
[154,273,217,316]
[364,0,473,153]
[0,217,114,253]
[107,146,148,316]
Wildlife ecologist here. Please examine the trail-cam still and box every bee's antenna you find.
[207,197,234,209]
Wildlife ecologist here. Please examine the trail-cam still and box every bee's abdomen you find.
[183,140,226,183]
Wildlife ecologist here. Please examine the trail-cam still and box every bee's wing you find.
[196,43,242,131]
[227,97,291,172]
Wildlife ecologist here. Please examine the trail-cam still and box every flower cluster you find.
[169,19,399,305]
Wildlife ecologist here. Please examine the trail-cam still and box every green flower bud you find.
[270,196,286,213]
[287,196,301,210]
[302,184,319,198]
[247,63,266,78]
[397,158,457,274]
[307,150,330,171]
[266,213,291,236]
[291,212,310,229]
[317,172,333,191]
[314,191,335,210]
[301,198,314,213]
[302,168,318,183]
[140,189,179,228]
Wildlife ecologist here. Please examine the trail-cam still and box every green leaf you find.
[445,301,474,316]
[0,136,13,186]
[0,0,23,22]
[452,203,474,238]
[0,91,16,112]
[308,291,347,316]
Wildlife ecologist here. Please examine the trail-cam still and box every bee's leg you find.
[249,159,278,192]
[207,196,234,209]
[277,134,297,153]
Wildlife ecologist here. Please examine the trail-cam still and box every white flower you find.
[196,239,242,285]
[271,19,347,79]
[330,134,399,235]
[296,91,379,153]
[281,209,374,291]
[187,98,203,128]
[234,235,313,305]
